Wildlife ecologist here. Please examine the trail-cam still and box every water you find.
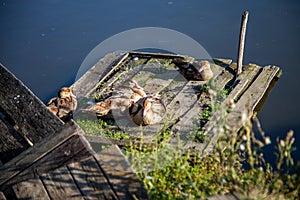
[1,0,299,163]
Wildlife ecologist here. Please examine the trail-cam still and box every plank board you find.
[68,156,118,200]
[12,177,50,200]
[95,145,148,200]
[199,79,250,154]
[0,64,63,145]
[226,66,281,131]
[171,60,235,143]
[0,117,29,164]
[41,167,84,200]
[72,53,128,97]
[0,121,93,190]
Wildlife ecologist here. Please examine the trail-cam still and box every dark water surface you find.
[1,1,300,163]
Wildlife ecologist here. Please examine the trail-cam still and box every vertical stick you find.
[237,11,249,76]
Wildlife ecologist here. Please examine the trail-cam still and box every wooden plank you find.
[41,166,84,200]
[0,64,63,144]
[199,79,249,154]
[0,117,28,164]
[226,66,281,130]
[129,51,185,59]
[12,177,50,200]
[32,134,93,175]
[171,61,235,136]
[0,121,92,190]
[68,156,118,200]
[95,145,148,200]
[203,79,249,134]
[213,62,236,91]
[72,53,127,97]
[94,56,150,98]
[192,64,260,154]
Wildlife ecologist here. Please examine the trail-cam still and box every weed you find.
[125,114,299,199]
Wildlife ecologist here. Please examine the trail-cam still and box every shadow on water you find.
[0,0,300,163]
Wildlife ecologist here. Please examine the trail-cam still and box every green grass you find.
[127,121,299,200]
[76,119,101,136]
[76,118,130,140]
[77,84,299,199]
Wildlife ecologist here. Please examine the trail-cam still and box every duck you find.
[46,87,77,122]
[82,97,130,118]
[172,58,213,81]
[129,80,147,103]
[129,95,166,126]
[82,80,147,118]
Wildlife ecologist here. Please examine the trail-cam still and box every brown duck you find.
[129,95,166,126]
[172,58,213,81]
[82,80,147,118]
[46,87,77,122]
[129,80,147,103]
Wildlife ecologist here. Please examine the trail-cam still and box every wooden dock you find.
[0,63,147,199]
[72,51,281,154]
[0,50,281,199]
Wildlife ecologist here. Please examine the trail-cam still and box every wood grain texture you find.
[95,145,148,200]
[0,64,63,144]
[12,177,50,200]
[0,121,93,190]
[0,117,28,164]
[68,156,118,200]
[41,166,84,200]
[226,66,281,131]
[72,53,127,97]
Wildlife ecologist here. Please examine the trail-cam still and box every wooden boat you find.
[72,51,281,153]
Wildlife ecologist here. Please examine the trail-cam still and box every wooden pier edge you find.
[0,62,148,199]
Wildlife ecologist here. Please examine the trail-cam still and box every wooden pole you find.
[237,11,249,75]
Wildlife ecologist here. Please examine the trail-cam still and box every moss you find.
[76,118,130,140]
[76,119,101,136]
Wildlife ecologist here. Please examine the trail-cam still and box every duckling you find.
[129,95,166,126]
[46,87,77,122]
[172,58,213,81]
[198,60,214,81]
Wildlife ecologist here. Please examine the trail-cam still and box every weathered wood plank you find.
[192,64,260,154]
[72,53,127,97]
[94,56,150,98]
[203,79,249,133]
[171,61,235,137]
[129,51,184,59]
[95,145,148,200]
[213,62,236,91]
[12,177,50,200]
[226,66,281,130]
[0,121,93,190]
[0,117,28,164]
[41,167,84,200]
[199,79,249,154]
[68,156,118,200]
[0,64,63,145]
[32,134,93,175]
